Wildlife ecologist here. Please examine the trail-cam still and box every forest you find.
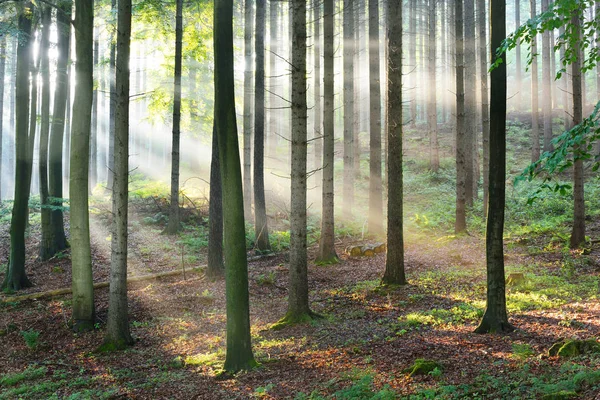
[0,0,600,397]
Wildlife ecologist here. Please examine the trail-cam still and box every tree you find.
[478,0,490,216]
[107,0,116,192]
[39,6,53,261]
[317,0,338,264]
[454,0,466,234]
[71,0,95,330]
[541,0,553,152]
[313,0,322,189]
[207,125,224,277]
[515,0,522,106]
[47,0,70,259]
[243,0,253,220]
[382,0,407,286]
[165,0,184,234]
[0,34,5,201]
[268,0,279,158]
[464,0,476,204]
[2,4,34,291]
[428,0,439,173]
[104,0,134,348]
[214,0,256,372]
[475,0,514,334]
[409,0,417,126]
[276,0,319,325]
[254,0,270,252]
[368,0,383,235]
[343,0,355,220]
[90,31,98,192]
[530,0,540,162]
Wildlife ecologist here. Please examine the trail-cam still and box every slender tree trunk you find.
[207,125,224,277]
[2,7,34,291]
[475,0,514,334]
[243,0,253,220]
[353,0,361,179]
[383,0,406,285]
[71,0,95,330]
[48,0,70,257]
[464,0,476,204]
[409,0,417,126]
[104,0,134,347]
[39,6,53,261]
[268,0,278,158]
[314,0,322,190]
[165,0,184,234]
[254,0,271,252]
[455,0,467,233]
[531,0,540,162]
[570,9,585,249]
[515,0,522,107]
[368,0,383,235]
[107,0,116,192]
[215,0,256,373]
[343,0,355,220]
[89,32,98,193]
[0,35,5,201]
[541,0,552,152]
[479,0,490,217]
[428,0,439,173]
[317,0,338,264]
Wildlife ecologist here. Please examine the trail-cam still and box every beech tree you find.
[39,6,52,261]
[343,0,355,220]
[455,0,466,234]
[243,0,253,219]
[207,125,224,277]
[0,34,5,202]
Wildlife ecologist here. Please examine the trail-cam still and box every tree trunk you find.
[70,0,95,331]
[475,0,514,335]
[215,0,256,373]
[0,35,5,201]
[383,0,407,285]
[343,0,355,220]
[207,125,224,277]
[317,0,338,264]
[39,6,53,261]
[570,10,585,249]
[89,32,98,193]
[254,0,270,252]
[409,0,417,126]
[165,0,184,235]
[107,0,117,193]
[243,0,253,220]
[531,0,540,162]
[313,0,322,191]
[515,0,522,107]
[541,0,552,152]
[478,0,490,217]
[455,0,467,233]
[2,7,34,292]
[464,0,476,204]
[368,0,383,235]
[428,0,439,173]
[105,0,134,347]
[268,0,278,159]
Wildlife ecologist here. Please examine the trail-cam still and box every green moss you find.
[95,339,130,353]
[403,359,443,377]
[541,390,578,400]
[271,311,323,331]
[555,339,600,358]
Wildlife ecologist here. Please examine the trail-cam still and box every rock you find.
[403,359,443,377]
[549,339,600,358]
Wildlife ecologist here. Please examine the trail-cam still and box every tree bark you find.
[409,0,417,126]
[243,0,253,220]
[317,0,338,264]
[165,0,184,235]
[383,0,407,286]
[475,0,514,334]
[215,0,256,373]
[2,6,34,292]
[254,0,271,252]
[313,0,322,192]
[515,0,522,107]
[368,0,383,235]
[343,0,355,220]
[531,0,540,162]
[541,0,552,152]
[464,0,476,204]
[268,0,279,158]
[0,35,5,201]
[89,32,98,193]
[478,0,490,217]
[107,0,117,193]
[105,0,134,347]
[70,0,95,331]
[428,0,439,173]
[455,0,467,233]
[207,125,224,277]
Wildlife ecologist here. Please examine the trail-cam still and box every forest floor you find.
[1,199,600,399]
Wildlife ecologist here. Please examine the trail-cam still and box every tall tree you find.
[464,0,476,204]
[313,0,322,189]
[107,0,116,192]
[343,0,355,220]
[455,0,467,233]
[268,0,279,158]
[0,35,5,201]
[515,0,522,106]
[243,0,253,219]
[39,6,53,260]
[570,9,585,249]
[541,0,552,152]
[382,0,407,285]
[165,0,184,234]
[214,0,256,372]
[104,0,134,348]
[531,0,540,161]
[89,31,98,192]
[409,0,417,126]
[316,0,338,264]
[428,0,439,172]
[478,0,490,216]
[475,0,514,334]
[207,125,224,277]
[71,0,95,330]
[254,0,271,252]
[2,5,34,291]
[368,0,383,235]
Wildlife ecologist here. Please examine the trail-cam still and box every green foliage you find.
[256,271,276,286]
[20,329,40,350]
[270,230,291,252]
[0,366,46,387]
[512,343,535,360]
[403,359,443,377]
[295,374,396,400]
[395,303,483,331]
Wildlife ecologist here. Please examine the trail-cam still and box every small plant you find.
[254,383,274,398]
[512,343,535,360]
[21,329,41,350]
[256,271,276,286]
[200,289,214,301]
